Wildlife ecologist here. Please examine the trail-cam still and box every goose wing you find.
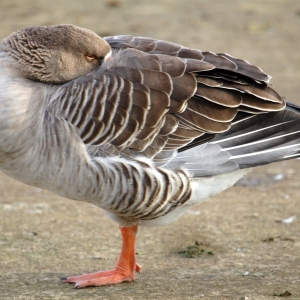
[47,36,285,165]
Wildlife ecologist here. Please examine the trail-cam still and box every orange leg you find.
[62,225,140,288]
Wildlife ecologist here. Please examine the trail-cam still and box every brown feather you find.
[187,97,238,122]
[185,59,215,73]
[158,115,179,136]
[144,89,170,127]
[202,52,237,70]
[112,67,143,82]
[196,84,242,107]
[177,109,232,133]
[196,76,223,87]
[171,126,204,138]
[241,93,286,111]
[140,69,172,94]
[111,119,140,147]
[157,55,186,77]
[177,48,204,60]
[169,99,188,114]
[171,73,197,101]
[219,53,270,81]
[221,81,283,102]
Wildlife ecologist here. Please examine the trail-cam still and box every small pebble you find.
[273,173,285,181]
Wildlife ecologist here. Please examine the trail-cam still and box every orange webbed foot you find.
[62,225,140,288]
[62,264,141,288]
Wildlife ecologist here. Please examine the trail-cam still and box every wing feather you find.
[47,35,286,165]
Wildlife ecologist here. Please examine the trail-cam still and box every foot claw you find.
[74,283,82,289]
[135,263,142,273]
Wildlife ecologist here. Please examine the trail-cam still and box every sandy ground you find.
[0,0,300,299]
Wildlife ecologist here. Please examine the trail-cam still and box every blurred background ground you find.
[0,0,300,299]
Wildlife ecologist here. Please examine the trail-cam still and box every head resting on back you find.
[0,24,111,84]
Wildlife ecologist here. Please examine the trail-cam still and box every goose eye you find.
[86,54,96,61]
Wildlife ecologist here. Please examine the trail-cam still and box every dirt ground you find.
[1,0,300,299]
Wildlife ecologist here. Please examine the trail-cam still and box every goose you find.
[0,24,299,288]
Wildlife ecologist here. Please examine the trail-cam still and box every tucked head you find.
[0,24,111,84]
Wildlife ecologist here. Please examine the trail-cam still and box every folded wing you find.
[47,35,286,169]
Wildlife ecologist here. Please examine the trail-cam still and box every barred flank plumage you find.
[91,158,191,220]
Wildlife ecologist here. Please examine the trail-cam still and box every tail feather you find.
[169,102,300,177]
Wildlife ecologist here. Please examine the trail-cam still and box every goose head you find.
[0,24,111,84]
